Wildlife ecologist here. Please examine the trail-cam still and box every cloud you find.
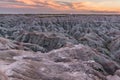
[0,0,35,9]
[16,0,36,5]
[15,0,72,10]
[0,0,120,13]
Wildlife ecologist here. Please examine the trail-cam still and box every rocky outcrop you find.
[16,32,78,52]
[0,37,21,50]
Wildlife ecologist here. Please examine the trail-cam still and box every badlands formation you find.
[0,14,120,80]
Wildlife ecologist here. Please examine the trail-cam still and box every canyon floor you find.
[0,14,120,80]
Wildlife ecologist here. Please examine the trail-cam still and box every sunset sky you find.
[0,0,120,14]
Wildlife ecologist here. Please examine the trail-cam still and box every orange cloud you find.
[16,0,36,5]
[16,0,71,10]
[71,2,89,10]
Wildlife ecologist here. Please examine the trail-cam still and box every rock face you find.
[16,32,78,52]
[0,14,120,80]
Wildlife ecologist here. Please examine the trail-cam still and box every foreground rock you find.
[0,44,119,80]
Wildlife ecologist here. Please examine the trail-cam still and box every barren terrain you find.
[0,14,120,80]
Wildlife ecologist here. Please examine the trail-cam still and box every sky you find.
[0,0,120,14]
